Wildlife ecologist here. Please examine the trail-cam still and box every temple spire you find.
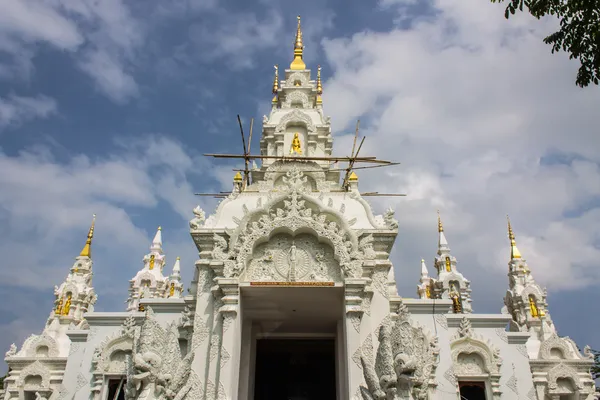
[420,258,429,279]
[316,65,323,105]
[290,16,306,70]
[79,214,96,258]
[437,210,449,251]
[272,65,279,103]
[150,226,163,254]
[507,216,522,259]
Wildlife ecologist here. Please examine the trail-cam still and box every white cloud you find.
[0,0,143,103]
[0,94,58,130]
[321,0,600,295]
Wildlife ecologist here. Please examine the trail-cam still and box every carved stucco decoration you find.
[20,334,60,357]
[274,109,316,133]
[213,169,364,279]
[359,301,439,400]
[450,318,502,400]
[284,72,309,87]
[126,308,195,400]
[243,233,342,282]
[546,363,583,392]
[538,334,575,360]
[16,361,51,389]
[90,315,137,399]
[282,91,310,109]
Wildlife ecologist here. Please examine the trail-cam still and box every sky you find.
[1,0,600,372]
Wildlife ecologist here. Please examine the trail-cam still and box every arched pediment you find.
[212,170,370,279]
[274,109,316,133]
[539,334,575,360]
[134,271,157,287]
[282,91,310,109]
[17,361,51,388]
[547,363,582,392]
[520,285,543,303]
[451,337,499,375]
[284,72,309,87]
[21,334,60,358]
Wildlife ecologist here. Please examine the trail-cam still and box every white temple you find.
[3,16,597,400]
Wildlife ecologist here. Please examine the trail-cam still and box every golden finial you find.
[507,215,522,259]
[234,171,243,182]
[176,256,180,260]
[290,16,306,70]
[272,65,279,103]
[437,210,444,232]
[158,226,162,231]
[316,65,323,105]
[348,171,358,181]
[79,214,96,258]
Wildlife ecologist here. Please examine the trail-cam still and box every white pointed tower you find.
[4,215,98,400]
[503,217,597,398]
[126,226,169,311]
[432,211,472,313]
[416,258,435,299]
[166,256,184,298]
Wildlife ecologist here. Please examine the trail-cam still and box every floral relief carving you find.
[21,334,60,357]
[450,325,503,400]
[538,334,574,360]
[371,269,389,299]
[495,328,508,343]
[516,344,529,358]
[216,170,364,280]
[353,333,374,371]
[244,233,342,282]
[17,361,51,388]
[282,91,311,109]
[505,364,518,394]
[274,109,316,133]
[547,363,582,392]
[284,72,309,87]
[434,314,448,330]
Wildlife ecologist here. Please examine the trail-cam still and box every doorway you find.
[253,339,336,400]
[459,381,487,400]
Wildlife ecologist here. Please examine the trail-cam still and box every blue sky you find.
[2,0,600,371]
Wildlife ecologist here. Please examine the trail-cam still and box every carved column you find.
[214,278,242,400]
[344,278,367,399]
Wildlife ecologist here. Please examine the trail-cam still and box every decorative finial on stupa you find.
[437,209,443,232]
[348,171,358,181]
[290,16,306,70]
[507,215,522,259]
[79,214,96,258]
[150,226,163,253]
[316,65,323,104]
[272,65,279,103]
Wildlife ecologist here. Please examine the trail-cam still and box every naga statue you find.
[126,308,194,400]
[361,301,439,400]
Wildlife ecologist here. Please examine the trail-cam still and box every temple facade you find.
[2,16,597,400]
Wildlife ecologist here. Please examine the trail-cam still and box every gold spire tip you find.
[234,171,243,181]
[290,15,306,70]
[348,171,358,181]
[158,226,162,231]
[437,210,444,232]
[272,65,279,95]
[506,215,522,259]
[79,214,96,258]
[176,256,180,261]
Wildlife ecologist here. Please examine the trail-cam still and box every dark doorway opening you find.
[459,381,486,400]
[106,378,126,400]
[254,339,336,400]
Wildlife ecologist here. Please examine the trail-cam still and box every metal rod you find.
[203,153,391,163]
[232,162,401,174]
